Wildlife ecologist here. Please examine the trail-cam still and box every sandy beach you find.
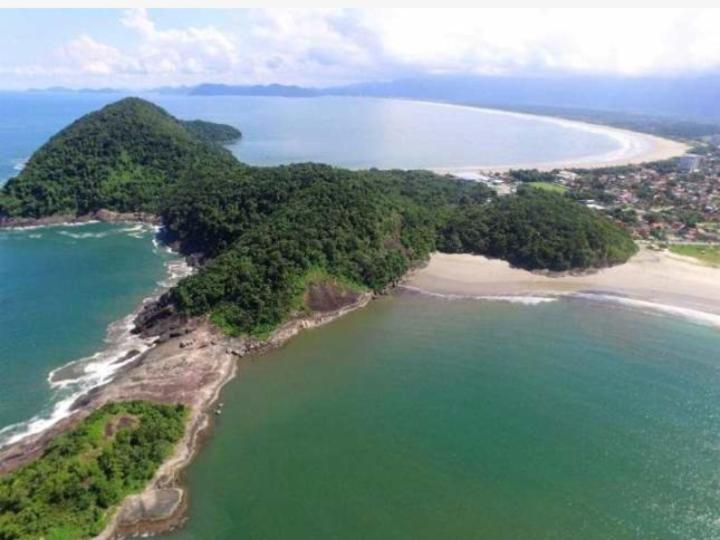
[403,248,720,324]
[424,104,690,175]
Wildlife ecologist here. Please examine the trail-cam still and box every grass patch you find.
[0,401,186,540]
[669,244,720,266]
[527,182,568,194]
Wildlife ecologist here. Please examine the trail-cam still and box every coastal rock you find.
[0,209,160,229]
[0,289,375,539]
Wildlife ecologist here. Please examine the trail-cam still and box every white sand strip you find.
[404,249,720,319]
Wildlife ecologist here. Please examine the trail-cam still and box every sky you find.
[1,8,720,89]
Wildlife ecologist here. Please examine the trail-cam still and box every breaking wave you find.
[0,233,194,449]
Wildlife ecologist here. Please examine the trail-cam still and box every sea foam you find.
[399,285,557,305]
[570,293,720,330]
[0,233,194,449]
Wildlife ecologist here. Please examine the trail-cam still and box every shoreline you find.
[391,99,691,174]
[0,209,160,230]
[0,272,373,538]
[3,242,720,537]
[93,290,374,538]
[402,248,720,326]
[0,222,190,449]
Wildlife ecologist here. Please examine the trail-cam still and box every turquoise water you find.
[0,223,179,445]
[164,294,720,539]
[0,92,622,182]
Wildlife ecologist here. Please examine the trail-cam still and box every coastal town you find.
[470,142,720,249]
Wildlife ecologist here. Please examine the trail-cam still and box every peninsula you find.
[0,97,638,539]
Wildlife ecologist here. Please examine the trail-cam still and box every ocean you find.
[163,293,720,539]
[0,222,186,446]
[2,92,719,538]
[0,91,623,182]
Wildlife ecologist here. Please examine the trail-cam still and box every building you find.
[677,154,703,173]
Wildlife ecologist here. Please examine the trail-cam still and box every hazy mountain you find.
[190,83,319,97]
[184,74,720,122]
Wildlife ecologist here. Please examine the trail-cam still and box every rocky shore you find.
[0,208,160,229]
[0,280,373,539]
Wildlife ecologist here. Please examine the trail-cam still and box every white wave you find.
[57,223,155,240]
[11,157,28,172]
[59,230,111,239]
[570,293,720,329]
[5,220,100,232]
[158,258,194,288]
[400,285,557,305]
[0,239,194,449]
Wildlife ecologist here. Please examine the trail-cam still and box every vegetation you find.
[0,401,186,540]
[0,98,239,218]
[508,169,558,183]
[161,164,491,335]
[439,187,638,271]
[180,120,241,144]
[528,181,567,194]
[0,97,638,335]
[669,244,720,266]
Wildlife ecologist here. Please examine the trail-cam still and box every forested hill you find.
[0,97,637,336]
[0,98,240,218]
[180,120,242,145]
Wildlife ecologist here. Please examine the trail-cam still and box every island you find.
[0,98,638,539]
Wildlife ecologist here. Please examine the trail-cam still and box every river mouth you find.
[161,293,720,539]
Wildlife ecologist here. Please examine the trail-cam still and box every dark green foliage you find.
[163,164,491,335]
[0,98,239,218]
[439,187,638,271]
[0,97,637,335]
[180,120,242,144]
[509,169,557,183]
[0,401,186,540]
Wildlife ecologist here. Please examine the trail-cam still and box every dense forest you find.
[161,164,491,335]
[439,186,638,270]
[0,402,186,540]
[0,98,638,335]
[0,98,240,217]
[180,120,242,145]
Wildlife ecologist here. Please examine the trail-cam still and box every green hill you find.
[180,120,241,144]
[0,98,239,218]
[439,187,638,271]
[0,97,638,335]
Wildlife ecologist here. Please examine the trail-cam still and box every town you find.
[469,142,720,254]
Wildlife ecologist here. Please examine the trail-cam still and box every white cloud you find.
[56,8,238,78]
[59,35,138,75]
[8,8,720,88]
[369,8,720,76]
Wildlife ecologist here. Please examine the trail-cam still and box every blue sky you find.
[1,8,720,89]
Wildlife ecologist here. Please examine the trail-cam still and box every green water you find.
[165,294,720,539]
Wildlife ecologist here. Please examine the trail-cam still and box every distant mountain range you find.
[27,73,720,124]
[194,75,720,122]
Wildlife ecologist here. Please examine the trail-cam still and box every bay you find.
[164,294,720,539]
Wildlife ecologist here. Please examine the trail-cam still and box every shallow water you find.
[163,293,720,539]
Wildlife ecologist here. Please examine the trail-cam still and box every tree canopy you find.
[0,97,638,334]
[0,98,240,217]
[0,401,186,540]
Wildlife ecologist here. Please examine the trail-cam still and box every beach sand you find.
[425,106,690,175]
[404,248,720,321]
